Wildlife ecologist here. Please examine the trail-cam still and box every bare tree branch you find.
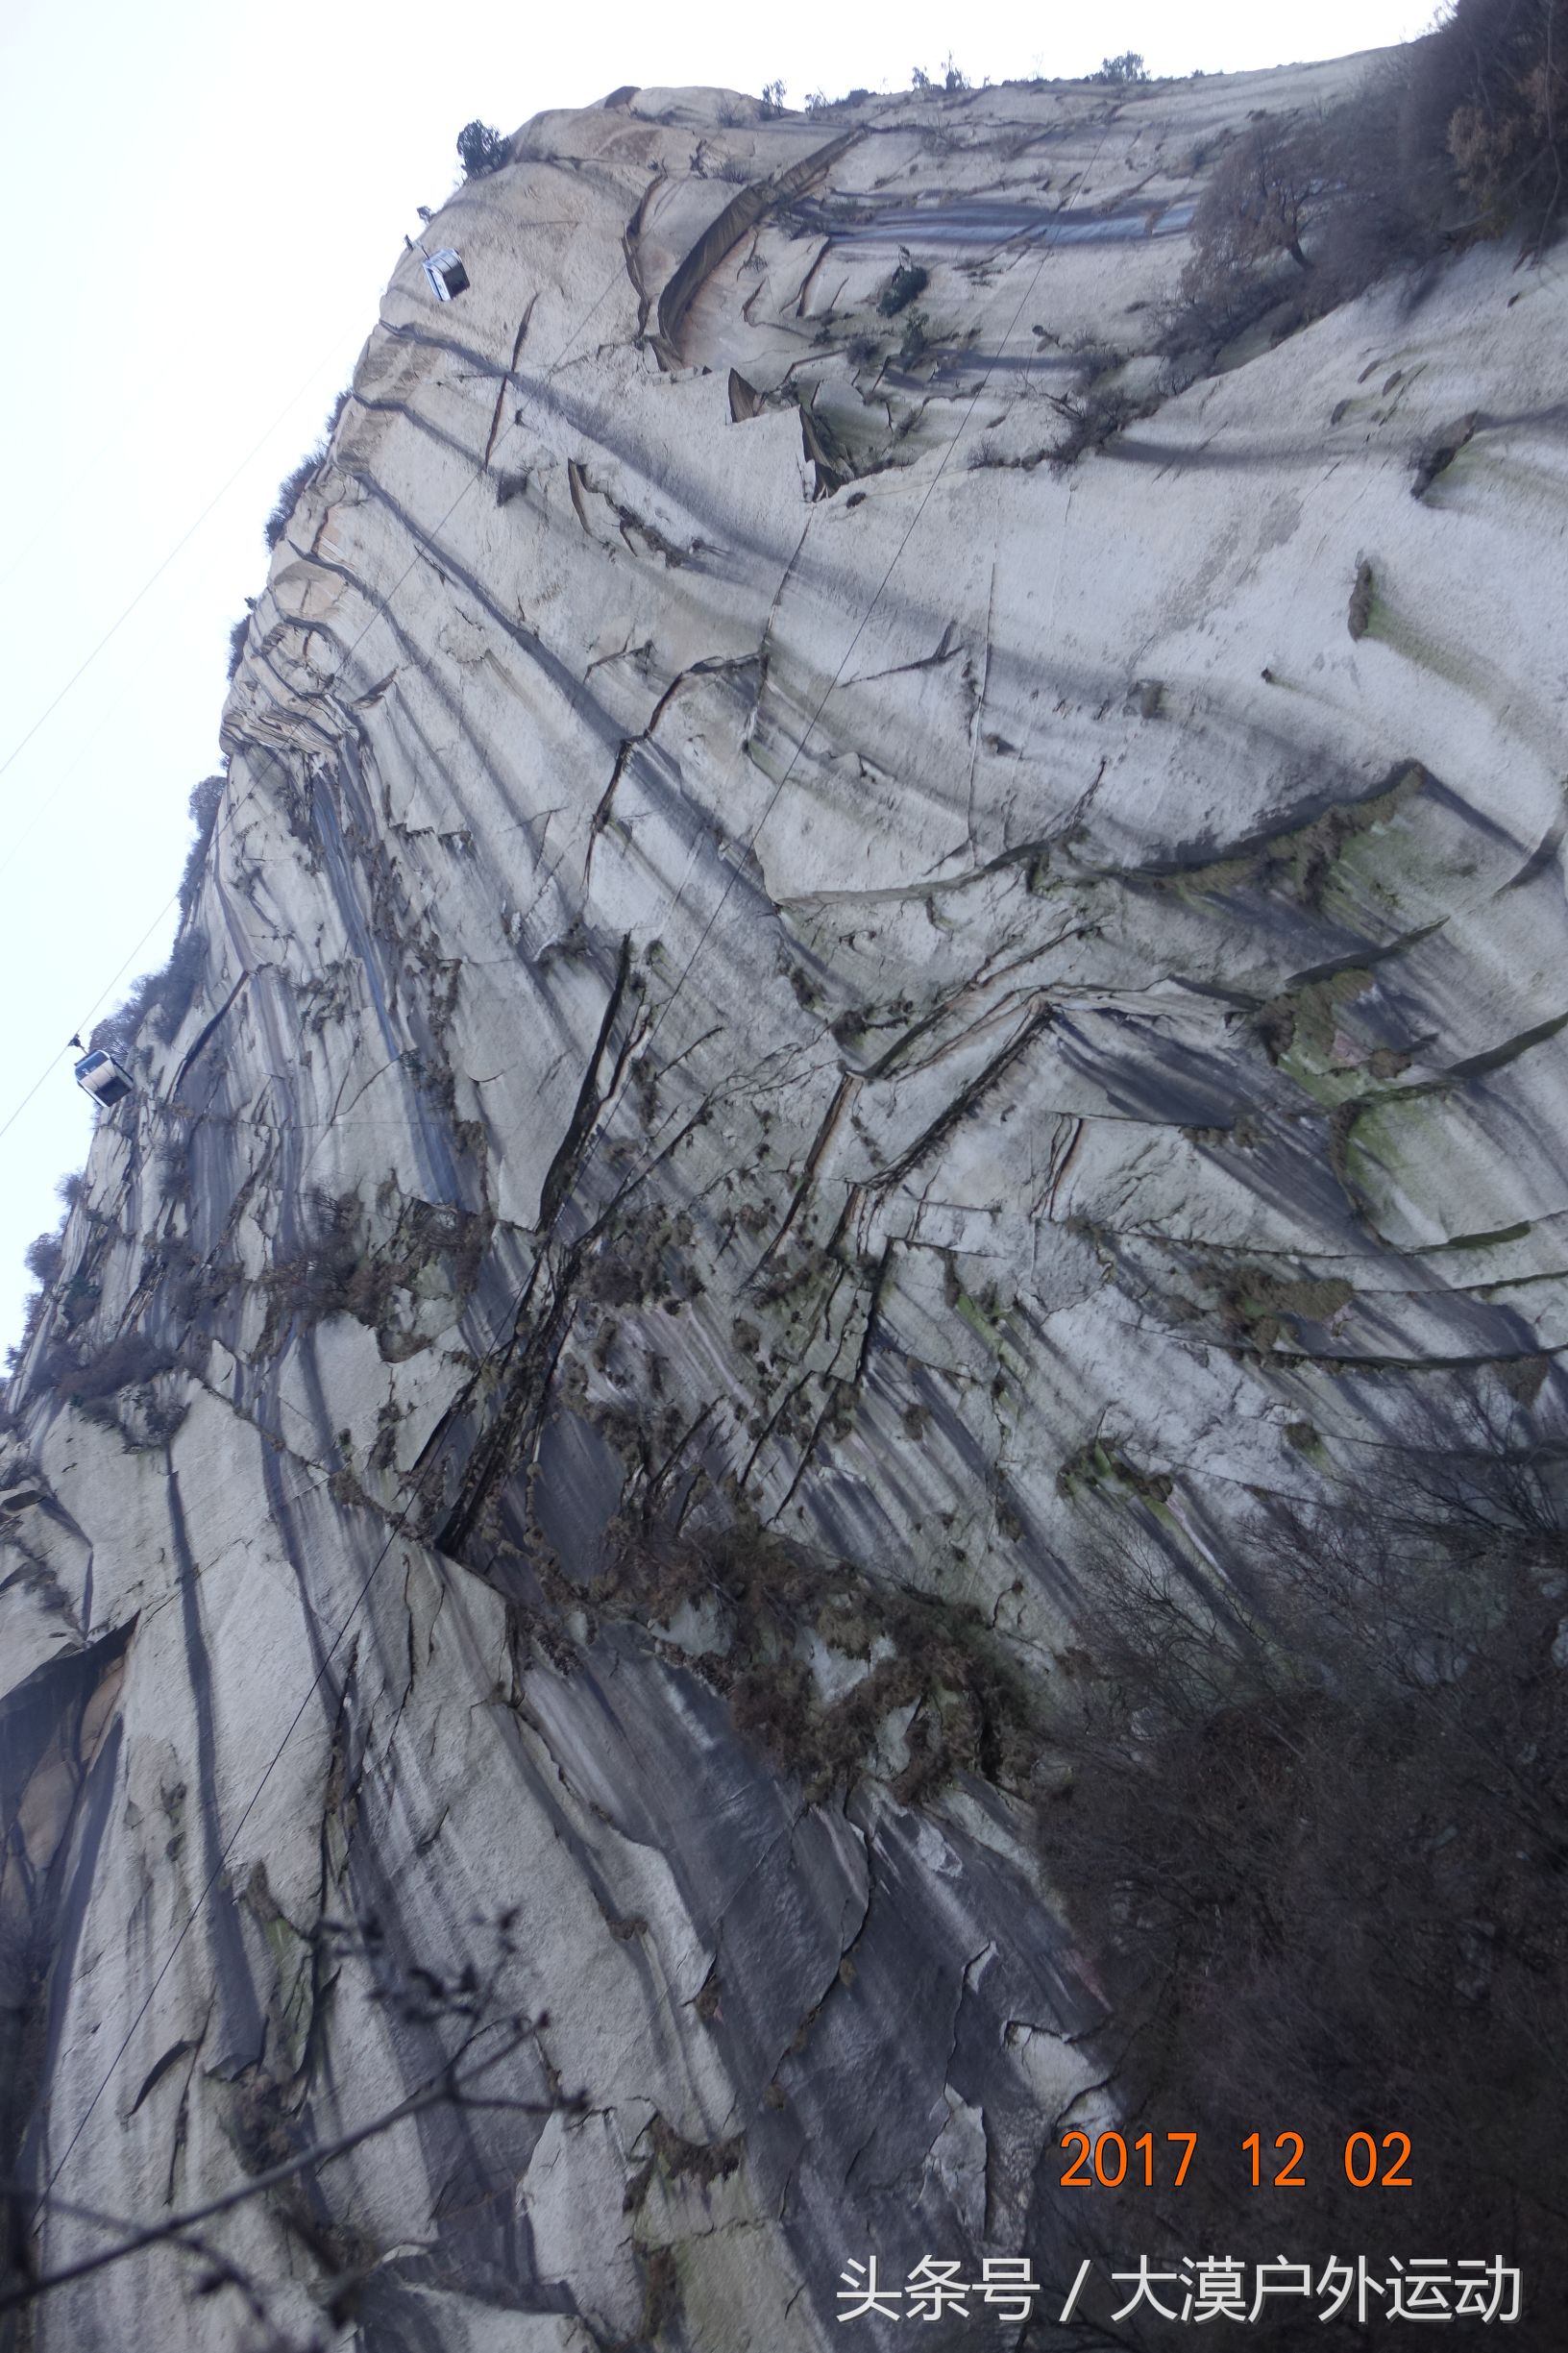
[0,2020,582,2320]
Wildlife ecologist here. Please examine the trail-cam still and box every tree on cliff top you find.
[1420,0,1568,243]
[456,119,507,179]
[1186,111,1323,282]
[1091,51,1150,85]
[1173,0,1568,357]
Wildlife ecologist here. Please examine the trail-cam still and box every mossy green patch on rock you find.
[1416,1219,1534,1255]
[1255,966,1374,1073]
[1336,1090,1451,1229]
[1157,764,1427,917]
[1219,1266,1355,1354]
[1056,1437,1173,1506]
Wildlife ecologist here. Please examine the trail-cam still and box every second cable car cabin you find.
[74,1050,135,1109]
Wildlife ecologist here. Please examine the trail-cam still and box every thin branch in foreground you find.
[0,2019,583,2320]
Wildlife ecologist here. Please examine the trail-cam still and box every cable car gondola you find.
[74,1050,135,1109]
[422,249,470,302]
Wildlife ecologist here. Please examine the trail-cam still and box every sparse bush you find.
[97,993,146,1064]
[1158,256,1295,366]
[760,77,786,117]
[87,998,138,1061]
[896,306,930,367]
[262,454,320,553]
[177,772,225,924]
[455,119,507,179]
[89,805,215,1064]
[599,1513,1031,1805]
[943,53,969,93]
[322,382,352,440]
[876,249,929,315]
[1187,112,1322,284]
[224,611,250,682]
[1091,50,1150,85]
[260,1191,492,1357]
[1433,0,1568,239]
[1048,381,1150,467]
[9,1213,72,1370]
[1172,7,1568,367]
[42,1330,176,1409]
[1309,71,1439,293]
[1066,329,1125,379]
[149,930,208,1044]
[263,388,352,552]
[1169,100,1388,352]
[23,1233,63,1288]
[911,64,933,91]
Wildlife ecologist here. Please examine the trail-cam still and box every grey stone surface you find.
[5,56,1568,2350]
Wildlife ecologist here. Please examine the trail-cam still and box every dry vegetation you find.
[592,1513,1033,1806]
[262,388,351,554]
[1028,1420,1568,2342]
[1169,0,1568,365]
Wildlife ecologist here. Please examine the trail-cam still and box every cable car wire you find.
[0,514,265,887]
[0,877,193,1147]
[0,338,348,603]
[0,350,349,797]
[0,257,600,1149]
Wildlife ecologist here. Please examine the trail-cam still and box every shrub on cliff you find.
[22,1232,63,1289]
[456,119,507,179]
[895,306,930,368]
[1188,111,1324,282]
[177,772,225,923]
[90,926,208,1065]
[1172,3,1568,360]
[262,451,321,552]
[224,611,250,681]
[1169,94,1410,349]
[876,252,929,315]
[1418,0,1568,243]
[71,772,233,1084]
[1047,380,1154,468]
[261,387,352,554]
[8,1180,94,1374]
[1091,51,1149,85]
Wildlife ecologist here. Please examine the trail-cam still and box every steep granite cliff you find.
[5,59,1568,2351]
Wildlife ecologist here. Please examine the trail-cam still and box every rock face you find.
[5,60,1568,2352]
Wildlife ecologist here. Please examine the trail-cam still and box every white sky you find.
[0,0,1430,1354]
